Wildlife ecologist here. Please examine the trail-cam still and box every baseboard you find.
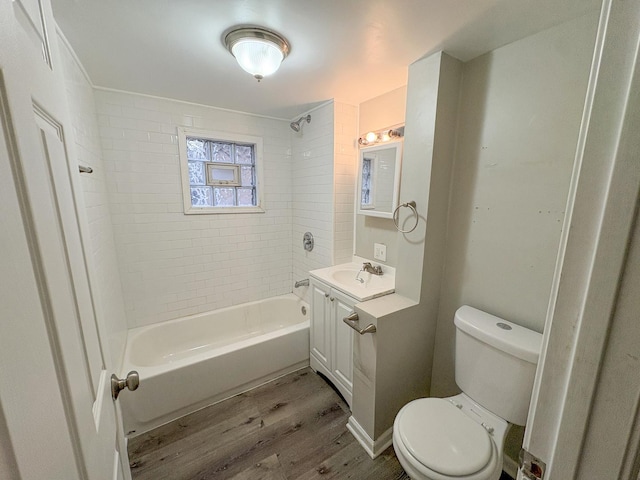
[503,453,519,479]
[346,416,393,459]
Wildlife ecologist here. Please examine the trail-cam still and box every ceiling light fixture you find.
[224,26,290,82]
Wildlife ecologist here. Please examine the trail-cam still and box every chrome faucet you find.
[361,262,383,275]
[295,278,309,288]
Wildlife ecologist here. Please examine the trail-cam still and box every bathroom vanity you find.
[309,279,356,405]
[308,261,395,407]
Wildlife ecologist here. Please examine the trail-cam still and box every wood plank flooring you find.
[128,367,515,480]
[128,368,408,479]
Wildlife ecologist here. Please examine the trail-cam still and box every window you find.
[178,128,264,214]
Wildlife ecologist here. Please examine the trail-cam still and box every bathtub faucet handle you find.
[111,370,140,400]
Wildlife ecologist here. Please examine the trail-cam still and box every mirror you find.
[357,141,403,218]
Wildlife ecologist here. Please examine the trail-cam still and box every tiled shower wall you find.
[292,102,335,291]
[58,36,128,365]
[95,90,293,328]
[291,101,357,304]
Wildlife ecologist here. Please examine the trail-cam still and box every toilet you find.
[393,306,543,480]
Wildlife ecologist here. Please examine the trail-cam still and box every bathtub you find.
[119,293,310,435]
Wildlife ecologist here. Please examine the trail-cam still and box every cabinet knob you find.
[325,293,329,298]
[330,297,334,301]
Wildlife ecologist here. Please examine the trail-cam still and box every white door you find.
[0,0,120,478]
[520,0,640,478]
[332,291,354,397]
[310,280,331,369]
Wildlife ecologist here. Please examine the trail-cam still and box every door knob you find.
[111,371,139,400]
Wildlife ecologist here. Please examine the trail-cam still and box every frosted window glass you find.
[214,187,236,206]
[235,145,253,164]
[191,186,213,206]
[241,166,254,186]
[186,138,208,160]
[237,188,254,206]
[210,142,232,163]
[188,161,206,185]
[181,132,260,211]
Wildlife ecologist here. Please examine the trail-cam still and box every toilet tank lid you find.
[454,306,543,364]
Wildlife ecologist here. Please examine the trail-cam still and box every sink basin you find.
[309,262,395,302]
[331,269,387,288]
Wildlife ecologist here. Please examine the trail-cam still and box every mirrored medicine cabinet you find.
[356,141,403,219]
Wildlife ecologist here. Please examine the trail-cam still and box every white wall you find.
[332,102,358,265]
[0,409,17,480]
[430,12,599,397]
[95,90,293,328]
[58,34,129,367]
[359,86,407,137]
[354,87,407,267]
[350,52,463,446]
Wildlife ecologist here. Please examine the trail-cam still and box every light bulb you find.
[225,27,290,81]
[232,39,284,80]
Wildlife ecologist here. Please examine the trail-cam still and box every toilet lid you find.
[397,398,493,476]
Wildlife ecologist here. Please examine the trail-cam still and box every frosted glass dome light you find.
[225,27,290,81]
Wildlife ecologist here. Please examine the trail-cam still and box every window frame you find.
[206,163,241,186]
[178,127,265,214]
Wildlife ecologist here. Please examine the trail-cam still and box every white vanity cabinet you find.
[309,278,355,406]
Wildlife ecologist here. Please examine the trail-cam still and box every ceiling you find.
[51,0,600,120]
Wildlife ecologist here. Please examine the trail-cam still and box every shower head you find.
[290,114,311,132]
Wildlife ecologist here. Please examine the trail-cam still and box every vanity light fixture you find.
[358,126,405,146]
[224,26,290,81]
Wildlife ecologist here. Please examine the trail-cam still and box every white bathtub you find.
[119,294,310,435]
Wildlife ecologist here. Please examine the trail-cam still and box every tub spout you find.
[295,279,310,288]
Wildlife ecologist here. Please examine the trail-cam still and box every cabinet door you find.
[332,290,355,394]
[310,281,331,369]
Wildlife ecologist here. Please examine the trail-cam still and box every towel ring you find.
[393,201,419,233]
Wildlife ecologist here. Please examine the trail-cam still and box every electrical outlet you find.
[374,243,387,262]
[519,449,546,479]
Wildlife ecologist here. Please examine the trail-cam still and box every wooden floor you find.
[128,368,409,480]
[128,367,515,480]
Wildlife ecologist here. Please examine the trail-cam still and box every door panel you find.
[0,74,80,480]
[521,1,640,477]
[33,112,116,471]
[12,0,52,67]
[333,293,354,393]
[0,0,118,477]
[311,282,331,368]
[34,108,105,396]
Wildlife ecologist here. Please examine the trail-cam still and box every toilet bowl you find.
[392,306,543,480]
[393,394,508,480]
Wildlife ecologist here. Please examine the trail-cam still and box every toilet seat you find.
[393,396,503,480]
[397,398,492,476]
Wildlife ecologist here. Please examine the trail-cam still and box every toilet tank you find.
[454,306,542,426]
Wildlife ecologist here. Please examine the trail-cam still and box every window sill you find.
[184,206,265,215]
